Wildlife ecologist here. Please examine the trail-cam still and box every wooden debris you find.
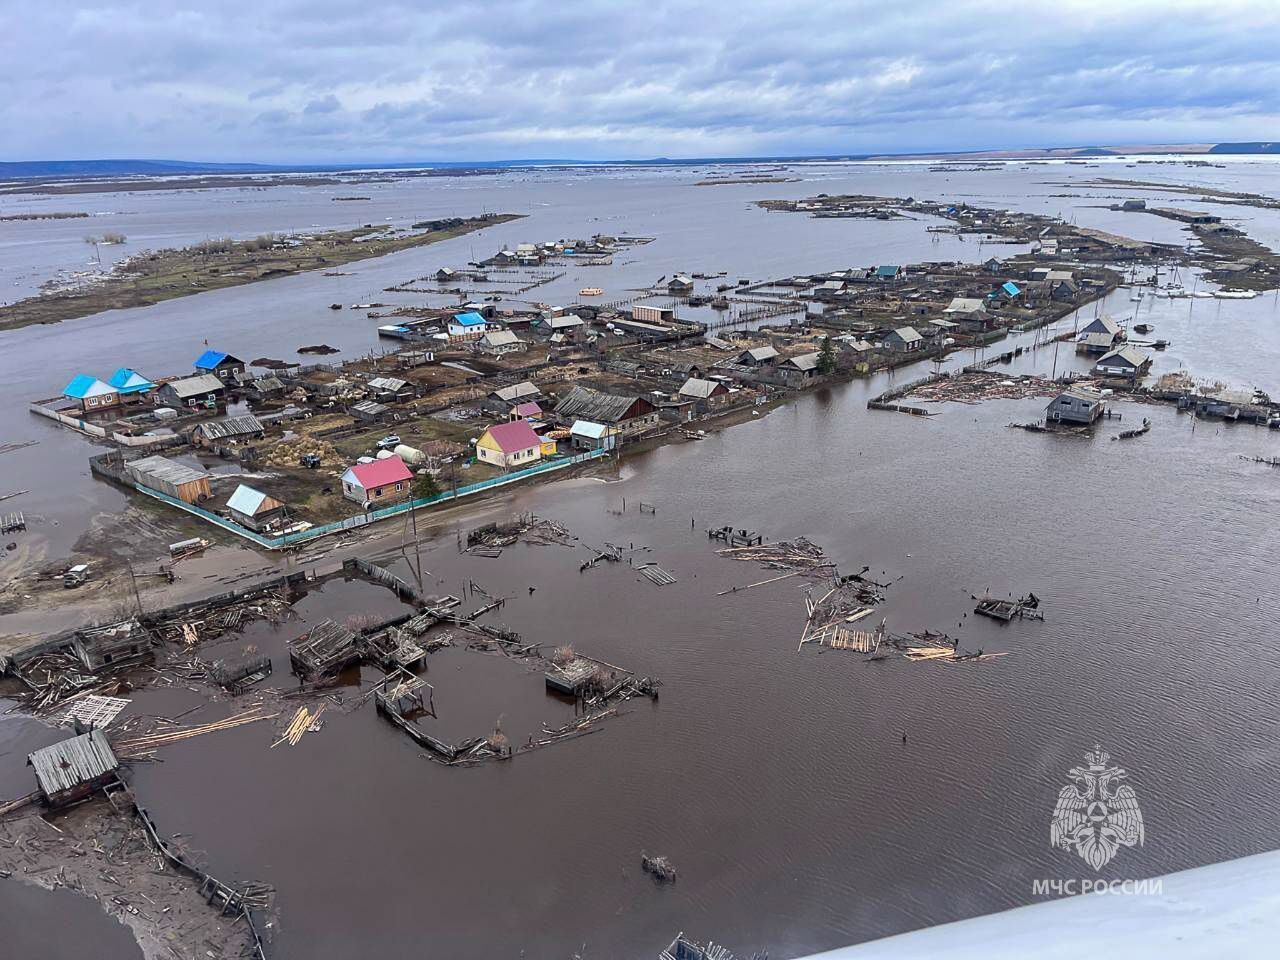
[114,709,276,755]
[642,854,678,883]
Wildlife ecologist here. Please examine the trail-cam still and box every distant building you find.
[735,345,780,367]
[126,455,212,503]
[944,297,987,318]
[435,267,458,282]
[366,376,414,402]
[553,385,659,436]
[107,367,154,397]
[777,352,821,382]
[1121,199,1147,211]
[191,414,265,446]
[226,484,287,532]
[447,311,488,341]
[62,375,120,412]
[874,264,902,282]
[478,330,526,355]
[156,373,225,408]
[570,420,617,451]
[476,420,543,469]
[633,304,676,324]
[667,274,694,296]
[1093,346,1152,380]
[341,457,414,507]
[883,327,925,352]
[193,350,245,381]
[1047,386,1106,424]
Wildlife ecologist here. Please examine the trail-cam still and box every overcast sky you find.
[4,0,1278,162]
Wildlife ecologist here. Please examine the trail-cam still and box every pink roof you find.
[513,401,542,417]
[345,456,413,489]
[484,419,541,453]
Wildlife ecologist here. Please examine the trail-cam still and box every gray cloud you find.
[4,0,1279,161]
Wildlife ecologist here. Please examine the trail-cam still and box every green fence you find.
[137,449,610,550]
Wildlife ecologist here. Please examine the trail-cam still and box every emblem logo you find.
[1050,745,1144,871]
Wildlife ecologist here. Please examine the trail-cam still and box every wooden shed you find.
[28,729,120,808]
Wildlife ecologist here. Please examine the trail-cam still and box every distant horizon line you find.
[2,141,1277,178]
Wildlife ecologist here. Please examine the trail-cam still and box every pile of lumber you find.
[716,537,834,573]
[271,705,326,748]
[114,707,277,756]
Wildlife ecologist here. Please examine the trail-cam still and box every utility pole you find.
[125,559,143,618]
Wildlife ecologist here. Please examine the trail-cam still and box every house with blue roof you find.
[194,350,245,381]
[107,368,155,396]
[447,311,488,340]
[63,375,121,411]
[873,265,901,282]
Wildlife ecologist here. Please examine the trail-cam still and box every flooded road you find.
[2,161,1280,958]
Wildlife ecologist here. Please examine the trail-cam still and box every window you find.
[373,487,382,497]
[394,482,403,492]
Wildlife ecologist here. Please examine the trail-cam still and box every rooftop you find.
[29,729,119,797]
[483,419,541,453]
[63,374,116,399]
[344,456,413,489]
[226,484,284,517]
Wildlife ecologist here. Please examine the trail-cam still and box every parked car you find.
[376,434,401,449]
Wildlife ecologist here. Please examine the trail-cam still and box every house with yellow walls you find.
[476,420,543,470]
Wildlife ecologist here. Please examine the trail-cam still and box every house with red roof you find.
[475,420,543,470]
[340,456,414,507]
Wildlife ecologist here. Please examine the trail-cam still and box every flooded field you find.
[2,160,1280,958]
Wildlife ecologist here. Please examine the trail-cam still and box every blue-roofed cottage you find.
[194,349,246,381]
[63,374,121,411]
[447,311,488,341]
[108,367,155,397]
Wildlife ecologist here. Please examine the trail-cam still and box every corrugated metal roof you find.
[367,376,408,391]
[481,330,521,346]
[193,414,263,440]
[571,420,611,439]
[29,729,119,797]
[492,381,540,403]
[945,297,986,313]
[108,368,154,393]
[226,484,282,516]
[482,420,540,453]
[554,385,644,424]
[162,373,225,398]
[891,327,923,343]
[127,455,210,487]
[1097,347,1150,368]
[451,311,486,327]
[351,399,389,416]
[678,378,723,399]
[739,346,779,363]
[343,456,413,489]
[781,352,820,372]
[1002,281,1022,296]
[194,349,238,369]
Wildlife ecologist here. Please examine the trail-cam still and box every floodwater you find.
[2,160,1280,958]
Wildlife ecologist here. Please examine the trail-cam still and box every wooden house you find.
[28,730,120,809]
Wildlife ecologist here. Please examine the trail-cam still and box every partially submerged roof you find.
[482,419,541,453]
[343,456,413,489]
[1057,385,1105,404]
[63,374,116,399]
[29,729,118,797]
[226,484,283,517]
[108,368,154,394]
[1097,346,1150,368]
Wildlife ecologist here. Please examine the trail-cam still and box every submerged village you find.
[2,181,1280,960]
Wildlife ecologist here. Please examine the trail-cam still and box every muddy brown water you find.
[2,164,1280,957]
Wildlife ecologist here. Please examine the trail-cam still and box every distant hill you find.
[0,159,284,179]
[1208,142,1280,154]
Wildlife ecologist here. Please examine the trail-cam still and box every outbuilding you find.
[28,730,120,809]
[570,420,617,451]
[226,484,288,532]
[126,455,213,503]
[883,327,925,352]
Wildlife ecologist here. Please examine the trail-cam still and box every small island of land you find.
[0,212,523,331]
